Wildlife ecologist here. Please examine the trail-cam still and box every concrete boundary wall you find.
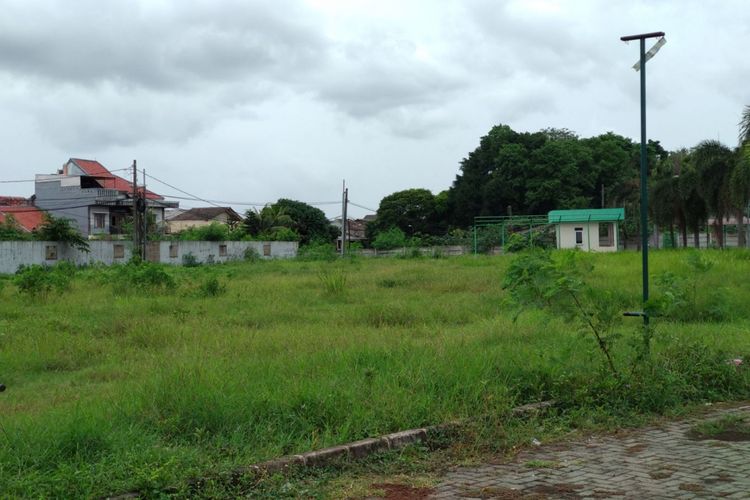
[0,240,298,274]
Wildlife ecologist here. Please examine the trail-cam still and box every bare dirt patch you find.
[528,482,583,498]
[369,483,434,500]
[624,443,648,454]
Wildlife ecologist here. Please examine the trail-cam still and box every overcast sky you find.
[1,0,748,219]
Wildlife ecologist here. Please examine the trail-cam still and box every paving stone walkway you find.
[431,404,750,499]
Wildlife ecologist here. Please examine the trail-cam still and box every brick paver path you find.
[431,404,750,499]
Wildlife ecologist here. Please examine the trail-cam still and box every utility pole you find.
[620,31,665,326]
[132,160,140,260]
[142,168,148,260]
[340,180,348,256]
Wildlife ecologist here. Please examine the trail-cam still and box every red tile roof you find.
[69,158,164,200]
[0,196,30,206]
[0,206,45,232]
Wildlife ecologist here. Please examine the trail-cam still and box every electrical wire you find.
[143,172,223,209]
[348,201,377,213]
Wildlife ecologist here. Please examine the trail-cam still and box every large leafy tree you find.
[370,188,438,238]
[273,199,337,244]
[446,124,646,232]
[693,140,735,247]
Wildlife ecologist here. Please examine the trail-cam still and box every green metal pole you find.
[639,38,649,325]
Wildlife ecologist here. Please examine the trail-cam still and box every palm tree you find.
[677,160,707,248]
[740,105,750,145]
[692,140,734,248]
[650,151,689,247]
[258,205,294,234]
[730,144,750,247]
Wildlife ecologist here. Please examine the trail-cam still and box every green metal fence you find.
[472,215,550,254]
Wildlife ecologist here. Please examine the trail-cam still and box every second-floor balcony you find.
[94,189,127,204]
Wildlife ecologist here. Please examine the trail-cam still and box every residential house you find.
[166,207,242,233]
[548,208,624,252]
[333,214,376,250]
[34,158,177,238]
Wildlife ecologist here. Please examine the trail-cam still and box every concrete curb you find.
[106,400,554,499]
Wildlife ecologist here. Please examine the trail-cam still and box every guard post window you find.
[575,227,583,245]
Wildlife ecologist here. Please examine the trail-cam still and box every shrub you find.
[14,263,73,297]
[650,251,728,322]
[258,227,300,242]
[372,227,406,250]
[182,253,200,267]
[503,251,625,376]
[112,262,175,294]
[198,276,226,297]
[298,241,337,261]
[243,246,260,262]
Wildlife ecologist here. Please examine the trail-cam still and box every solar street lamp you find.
[620,31,666,325]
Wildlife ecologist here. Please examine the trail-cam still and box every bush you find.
[14,263,74,297]
[182,253,200,267]
[243,246,260,262]
[650,252,728,322]
[372,227,406,250]
[198,276,226,297]
[258,226,300,242]
[298,241,337,261]
[112,262,175,294]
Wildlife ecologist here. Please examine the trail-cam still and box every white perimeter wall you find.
[0,240,298,274]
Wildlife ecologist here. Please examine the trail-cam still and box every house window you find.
[169,244,178,259]
[45,245,57,260]
[113,244,125,259]
[599,223,614,247]
[219,244,227,256]
[575,227,583,245]
[93,213,106,229]
[263,243,271,257]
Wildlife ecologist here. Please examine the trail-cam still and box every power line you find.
[348,201,377,212]
[159,193,340,207]
[143,171,223,209]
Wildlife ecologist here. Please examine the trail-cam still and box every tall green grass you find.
[0,251,749,496]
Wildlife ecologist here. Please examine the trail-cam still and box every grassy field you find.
[0,250,749,497]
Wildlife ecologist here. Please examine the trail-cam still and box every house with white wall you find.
[34,158,177,238]
[548,208,624,252]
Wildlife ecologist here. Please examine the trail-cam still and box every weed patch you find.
[111,261,176,294]
[688,414,750,441]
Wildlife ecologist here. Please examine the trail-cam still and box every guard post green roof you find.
[548,208,625,224]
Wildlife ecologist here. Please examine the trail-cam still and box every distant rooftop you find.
[0,205,45,232]
[169,207,242,222]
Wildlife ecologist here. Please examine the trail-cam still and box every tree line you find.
[368,106,750,249]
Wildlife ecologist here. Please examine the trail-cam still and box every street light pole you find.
[620,31,665,326]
